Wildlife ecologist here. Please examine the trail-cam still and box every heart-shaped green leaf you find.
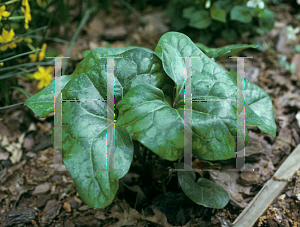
[244,79,276,137]
[60,74,134,209]
[72,47,174,108]
[176,162,229,208]
[116,84,236,161]
[82,46,153,58]
[228,68,276,137]
[24,75,72,118]
[154,32,240,159]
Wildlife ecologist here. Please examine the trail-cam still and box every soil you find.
[0,1,300,227]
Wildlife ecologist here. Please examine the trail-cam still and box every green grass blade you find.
[27,35,70,44]
[0,102,25,110]
[0,60,55,73]
[10,86,32,98]
[0,67,40,80]
[0,49,42,63]
[0,26,47,48]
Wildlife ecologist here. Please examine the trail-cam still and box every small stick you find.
[37,190,77,223]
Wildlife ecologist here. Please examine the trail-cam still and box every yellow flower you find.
[0,29,22,51]
[0,62,4,66]
[33,66,52,89]
[22,0,29,7]
[39,43,47,61]
[36,0,47,7]
[29,51,37,62]
[0,5,11,21]
[21,0,31,29]
[29,43,47,62]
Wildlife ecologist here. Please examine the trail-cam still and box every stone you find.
[237,171,260,186]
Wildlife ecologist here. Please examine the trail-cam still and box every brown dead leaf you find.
[276,28,294,53]
[63,202,71,212]
[291,53,300,81]
[0,121,10,138]
[145,205,173,227]
[73,196,82,207]
[78,205,90,211]
[209,165,252,208]
[41,199,62,225]
[94,210,106,220]
[0,160,26,184]
[277,126,293,155]
[32,183,51,196]
[104,200,172,227]
[0,150,9,161]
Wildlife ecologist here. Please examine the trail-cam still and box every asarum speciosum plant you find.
[25,32,276,209]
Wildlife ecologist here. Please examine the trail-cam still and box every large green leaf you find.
[176,162,229,208]
[60,75,134,208]
[228,68,276,137]
[116,84,236,161]
[116,84,184,161]
[195,43,259,61]
[155,32,238,101]
[155,42,185,101]
[154,32,240,159]
[244,80,276,137]
[24,75,72,117]
[71,47,174,107]
[82,46,153,58]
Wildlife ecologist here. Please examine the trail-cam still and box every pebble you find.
[237,171,260,186]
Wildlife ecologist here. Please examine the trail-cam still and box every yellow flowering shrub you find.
[0,0,56,106]
[29,43,47,62]
[0,5,10,21]
[33,66,52,89]
[0,29,22,51]
[21,0,31,29]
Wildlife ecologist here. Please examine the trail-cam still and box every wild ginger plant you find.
[25,32,276,209]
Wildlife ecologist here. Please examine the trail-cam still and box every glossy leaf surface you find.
[24,75,72,117]
[176,162,229,208]
[195,43,259,61]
